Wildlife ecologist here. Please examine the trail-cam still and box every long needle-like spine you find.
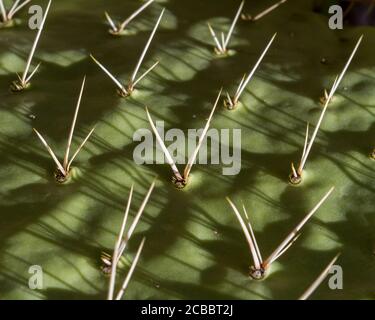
[183,88,222,180]
[264,187,334,267]
[130,8,164,84]
[25,62,41,83]
[0,0,7,22]
[292,122,309,178]
[242,205,263,264]
[132,60,159,88]
[33,128,66,176]
[108,180,155,300]
[116,179,156,264]
[227,198,262,269]
[220,32,225,51]
[119,0,155,31]
[235,74,246,98]
[105,11,117,32]
[8,0,20,18]
[21,0,51,84]
[298,36,363,173]
[63,77,86,169]
[115,237,146,300]
[234,33,276,103]
[252,0,287,21]
[90,54,127,93]
[299,253,341,300]
[223,0,244,50]
[207,23,224,53]
[300,123,310,168]
[33,77,95,178]
[108,185,134,300]
[146,107,183,181]
[66,126,95,171]
[8,0,31,19]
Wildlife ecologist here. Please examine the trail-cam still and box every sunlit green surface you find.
[0,0,374,300]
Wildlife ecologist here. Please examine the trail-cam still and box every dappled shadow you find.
[0,0,374,300]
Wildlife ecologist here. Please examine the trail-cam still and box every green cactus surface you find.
[0,0,374,300]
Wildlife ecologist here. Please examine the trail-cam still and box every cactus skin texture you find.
[0,0,374,300]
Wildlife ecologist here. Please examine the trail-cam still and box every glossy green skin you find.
[0,0,374,300]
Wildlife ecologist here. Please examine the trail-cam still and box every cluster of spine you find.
[3,0,372,300]
[0,0,31,28]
